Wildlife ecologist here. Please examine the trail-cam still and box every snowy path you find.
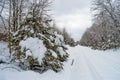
[68,46,120,80]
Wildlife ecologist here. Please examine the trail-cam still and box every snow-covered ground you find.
[0,42,120,80]
[68,46,120,80]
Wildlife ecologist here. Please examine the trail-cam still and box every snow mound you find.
[0,64,22,72]
[19,37,47,64]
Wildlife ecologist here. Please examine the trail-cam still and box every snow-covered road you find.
[68,46,120,80]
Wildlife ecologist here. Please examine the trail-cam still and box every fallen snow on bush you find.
[19,37,47,64]
[54,32,64,46]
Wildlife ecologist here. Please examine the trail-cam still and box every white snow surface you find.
[19,37,47,64]
[0,41,9,63]
[1,44,120,80]
[0,41,9,57]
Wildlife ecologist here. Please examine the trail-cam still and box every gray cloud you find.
[52,0,93,41]
[53,0,92,14]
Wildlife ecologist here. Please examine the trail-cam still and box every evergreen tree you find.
[10,0,68,73]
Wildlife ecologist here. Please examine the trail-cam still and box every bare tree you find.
[0,0,7,32]
[80,0,120,50]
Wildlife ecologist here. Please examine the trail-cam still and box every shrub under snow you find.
[10,11,68,73]
[11,29,68,73]
[19,37,47,64]
[7,0,69,73]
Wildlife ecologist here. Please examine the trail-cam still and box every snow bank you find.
[0,60,72,80]
[19,37,47,64]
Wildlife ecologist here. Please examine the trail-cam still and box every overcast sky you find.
[52,0,93,41]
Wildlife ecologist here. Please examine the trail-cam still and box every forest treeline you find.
[80,0,120,50]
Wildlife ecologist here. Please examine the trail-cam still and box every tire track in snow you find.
[99,55,120,72]
[81,52,103,80]
[88,52,120,74]
[67,46,120,80]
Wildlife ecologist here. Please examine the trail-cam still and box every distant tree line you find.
[80,0,120,50]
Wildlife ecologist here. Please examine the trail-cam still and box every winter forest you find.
[0,0,120,80]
